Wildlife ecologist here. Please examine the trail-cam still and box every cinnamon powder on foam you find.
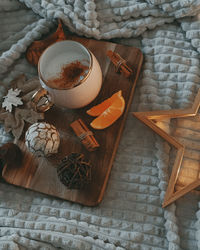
[46,60,89,89]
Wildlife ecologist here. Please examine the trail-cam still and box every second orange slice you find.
[87,90,125,129]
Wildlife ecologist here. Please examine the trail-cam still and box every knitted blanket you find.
[0,0,200,249]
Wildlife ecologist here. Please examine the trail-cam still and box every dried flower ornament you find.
[0,75,44,139]
[2,88,23,112]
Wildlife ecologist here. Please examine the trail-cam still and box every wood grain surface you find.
[2,36,143,206]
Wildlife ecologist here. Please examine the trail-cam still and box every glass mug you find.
[32,40,102,112]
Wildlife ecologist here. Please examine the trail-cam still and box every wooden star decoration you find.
[133,90,200,208]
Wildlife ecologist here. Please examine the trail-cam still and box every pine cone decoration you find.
[57,153,92,189]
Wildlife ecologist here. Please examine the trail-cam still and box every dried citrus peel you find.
[86,90,125,129]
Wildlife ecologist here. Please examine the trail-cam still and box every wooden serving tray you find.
[2,36,143,206]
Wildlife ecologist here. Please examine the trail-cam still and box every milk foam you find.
[43,52,88,81]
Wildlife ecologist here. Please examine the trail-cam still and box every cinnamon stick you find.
[107,50,133,78]
[70,119,99,151]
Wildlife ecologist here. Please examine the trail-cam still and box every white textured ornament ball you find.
[25,122,60,156]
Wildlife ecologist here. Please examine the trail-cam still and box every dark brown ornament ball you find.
[57,153,92,189]
[0,142,23,167]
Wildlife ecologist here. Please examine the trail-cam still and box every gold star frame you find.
[133,90,200,207]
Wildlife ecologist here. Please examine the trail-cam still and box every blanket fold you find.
[0,0,200,249]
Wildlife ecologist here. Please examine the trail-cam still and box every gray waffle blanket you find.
[0,0,200,249]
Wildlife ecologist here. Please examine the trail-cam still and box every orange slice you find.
[86,91,121,117]
[87,90,125,129]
